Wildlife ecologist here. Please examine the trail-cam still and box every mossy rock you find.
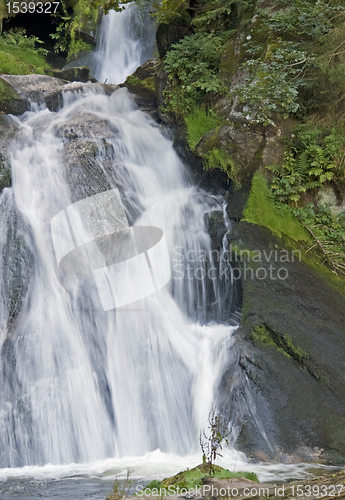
[0,77,28,115]
[144,464,258,494]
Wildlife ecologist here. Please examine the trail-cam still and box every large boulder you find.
[0,74,85,112]
[220,221,345,464]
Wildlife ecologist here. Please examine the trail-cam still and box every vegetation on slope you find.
[0,28,50,74]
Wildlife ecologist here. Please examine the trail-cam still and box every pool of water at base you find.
[0,450,340,499]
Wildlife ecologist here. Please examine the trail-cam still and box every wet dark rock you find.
[0,115,17,192]
[156,24,193,59]
[130,58,159,81]
[197,124,264,187]
[221,221,345,464]
[52,66,92,83]
[204,210,227,251]
[155,68,175,124]
[123,59,161,121]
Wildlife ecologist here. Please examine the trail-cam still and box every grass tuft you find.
[243,173,310,242]
[185,106,221,151]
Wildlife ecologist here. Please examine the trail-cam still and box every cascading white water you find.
[92,6,155,85]
[0,10,339,492]
[0,81,240,467]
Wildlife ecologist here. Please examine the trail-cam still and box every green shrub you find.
[267,126,345,203]
[164,31,230,115]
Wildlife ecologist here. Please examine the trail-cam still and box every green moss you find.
[252,325,308,364]
[185,107,222,151]
[0,78,21,102]
[141,464,258,495]
[243,173,310,241]
[0,37,51,75]
[204,146,239,183]
[125,75,156,91]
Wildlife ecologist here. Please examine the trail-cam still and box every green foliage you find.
[164,31,229,114]
[234,42,312,124]
[0,29,50,75]
[185,106,221,150]
[235,1,345,123]
[243,173,309,241]
[151,0,190,24]
[191,0,237,29]
[267,126,345,203]
[291,203,345,275]
[264,0,340,41]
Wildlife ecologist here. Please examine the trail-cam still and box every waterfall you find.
[92,6,155,85]
[0,9,240,469]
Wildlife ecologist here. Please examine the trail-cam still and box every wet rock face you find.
[221,221,345,464]
[0,115,17,193]
[156,24,193,59]
[52,67,92,84]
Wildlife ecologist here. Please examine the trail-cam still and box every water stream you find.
[0,6,338,499]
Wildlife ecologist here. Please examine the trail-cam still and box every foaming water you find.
[92,7,155,84]
[0,85,238,468]
[0,449,338,484]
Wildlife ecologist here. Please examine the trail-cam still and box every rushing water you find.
[91,5,156,85]
[0,6,338,499]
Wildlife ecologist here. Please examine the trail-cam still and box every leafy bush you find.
[164,31,230,114]
[234,42,312,125]
[0,29,50,75]
[267,126,345,203]
[151,0,190,24]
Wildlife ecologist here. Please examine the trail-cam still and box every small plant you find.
[199,406,230,474]
[107,468,135,500]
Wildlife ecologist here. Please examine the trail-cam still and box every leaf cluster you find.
[3,28,48,56]
[267,126,345,203]
[164,31,230,114]
[234,42,311,124]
